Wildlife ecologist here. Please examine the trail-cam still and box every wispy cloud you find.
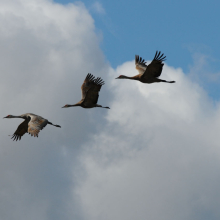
[186,44,220,84]
[91,2,105,15]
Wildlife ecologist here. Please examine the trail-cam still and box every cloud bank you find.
[77,63,220,220]
[0,0,108,219]
[0,0,220,220]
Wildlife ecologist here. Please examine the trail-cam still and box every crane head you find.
[62,104,71,108]
[3,115,13,118]
[115,75,127,79]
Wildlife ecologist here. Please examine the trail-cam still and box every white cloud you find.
[1,0,220,220]
[76,61,220,220]
[188,52,220,85]
[0,0,108,219]
[91,2,105,15]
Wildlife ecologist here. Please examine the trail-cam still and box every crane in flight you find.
[116,51,175,84]
[4,113,61,141]
[62,73,110,109]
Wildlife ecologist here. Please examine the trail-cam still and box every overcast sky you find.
[1,0,220,220]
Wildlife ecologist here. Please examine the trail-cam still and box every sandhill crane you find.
[116,51,175,84]
[3,113,61,141]
[62,73,110,109]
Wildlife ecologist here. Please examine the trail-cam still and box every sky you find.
[1,0,220,220]
[54,0,220,99]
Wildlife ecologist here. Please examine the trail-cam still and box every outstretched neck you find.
[63,103,81,108]
[130,75,139,80]
[4,115,26,120]
[123,75,139,80]
[12,115,25,119]
[70,103,81,107]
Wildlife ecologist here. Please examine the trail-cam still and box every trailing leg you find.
[160,79,175,83]
[96,104,110,109]
[48,121,61,128]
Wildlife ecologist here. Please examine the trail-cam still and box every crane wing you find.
[135,55,147,75]
[27,115,48,137]
[141,51,166,79]
[81,73,96,100]
[83,76,105,105]
[11,120,29,141]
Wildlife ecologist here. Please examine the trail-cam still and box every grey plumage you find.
[4,113,61,141]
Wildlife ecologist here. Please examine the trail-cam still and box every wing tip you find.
[11,134,21,141]
[135,55,139,64]
[154,51,166,62]
[135,54,147,65]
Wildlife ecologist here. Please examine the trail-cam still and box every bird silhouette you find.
[4,113,61,141]
[62,73,110,109]
[116,51,175,84]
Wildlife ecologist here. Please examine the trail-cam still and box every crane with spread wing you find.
[62,73,110,109]
[116,51,175,84]
[4,113,61,141]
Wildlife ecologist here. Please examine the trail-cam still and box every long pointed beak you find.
[115,77,119,79]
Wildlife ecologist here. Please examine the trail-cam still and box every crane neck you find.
[123,75,139,80]
[67,103,81,107]
[13,115,24,118]
[130,75,140,80]
[6,115,26,119]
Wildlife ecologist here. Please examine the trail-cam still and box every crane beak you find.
[115,77,119,79]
